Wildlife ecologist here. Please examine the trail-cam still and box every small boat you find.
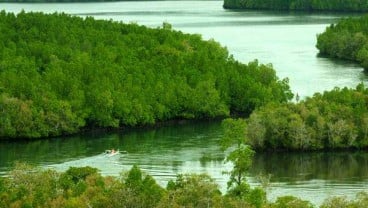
[104,149,120,157]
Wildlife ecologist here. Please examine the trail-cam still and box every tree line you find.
[0,0,121,2]
[223,0,368,12]
[242,84,368,150]
[1,163,368,208]
[0,11,292,139]
[317,15,368,70]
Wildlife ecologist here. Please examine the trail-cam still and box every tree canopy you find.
[0,11,292,139]
[223,0,368,12]
[1,164,368,208]
[317,15,368,70]
[0,0,121,2]
[246,84,368,150]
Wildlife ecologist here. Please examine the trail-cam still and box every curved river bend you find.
[2,121,368,205]
[1,1,368,206]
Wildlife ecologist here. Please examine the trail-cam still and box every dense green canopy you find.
[0,11,292,139]
[0,0,120,2]
[317,15,368,70]
[223,0,368,12]
[246,84,368,150]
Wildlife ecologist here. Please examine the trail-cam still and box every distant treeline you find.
[317,15,368,70]
[0,11,292,139]
[223,0,368,12]
[0,0,120,2]
[246,84,368,150]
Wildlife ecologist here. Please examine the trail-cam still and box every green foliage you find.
[223,0,368,12]
[0,164,165,208]
[3,163,368,208]
[270,195,315,208]
[320,196,351,208]
[247,187,267,208]
[0,11,291,139]
[161,174,222,208]
[320,192,368,208]
[5,163,61,207]
[221,119,254,190]
[59,166,99,196]
[221,118,267,208]
[317,15,368,70]
[0,0,120,1]
[121,165,165,208]
[246,84,368,150]
[221,118,248,150]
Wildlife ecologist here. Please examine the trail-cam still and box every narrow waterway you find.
[1,121,368,205]
[1,1,368,205]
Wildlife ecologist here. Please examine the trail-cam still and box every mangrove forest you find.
[244,84,368,150]
[0,11,292,140]
[223,0,368,12]
[317,15,368,70]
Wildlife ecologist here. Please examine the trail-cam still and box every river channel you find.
[1,1,368,205]
[1,121,368,205]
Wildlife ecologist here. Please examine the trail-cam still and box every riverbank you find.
[223,0,368,12]
[244,84,368,151]
[2,122,368,205]
[317,15,368,71]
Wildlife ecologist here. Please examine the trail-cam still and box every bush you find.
[271,195,314,208]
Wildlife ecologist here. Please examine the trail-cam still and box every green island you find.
[317,15,368,70]
[0,11,292,140]
[223,0,368,12]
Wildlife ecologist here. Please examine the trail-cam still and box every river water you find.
[1,121,368,205]
[1,1,368,205]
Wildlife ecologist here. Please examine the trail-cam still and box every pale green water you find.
[1,1,368,205]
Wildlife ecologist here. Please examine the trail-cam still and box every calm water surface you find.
[1,121,368,205]
[1,1,368,205]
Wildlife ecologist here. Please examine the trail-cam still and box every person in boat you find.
[111,149,116,154]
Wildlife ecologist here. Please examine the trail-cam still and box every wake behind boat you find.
[105,149,119,157]
[104,149,128,157]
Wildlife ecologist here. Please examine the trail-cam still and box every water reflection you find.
[0,120,225,175]
[251,152,368,205]
[1,121,368,205]
[252,152,368,182]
